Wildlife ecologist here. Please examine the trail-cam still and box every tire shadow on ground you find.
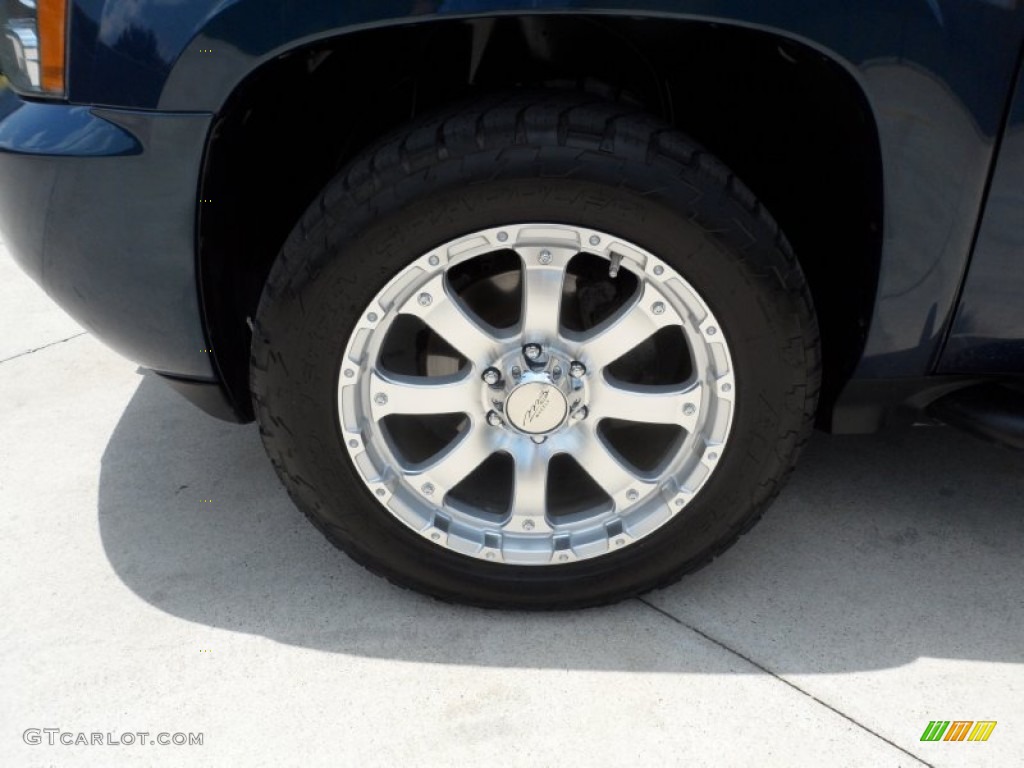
[97,373,1024,672]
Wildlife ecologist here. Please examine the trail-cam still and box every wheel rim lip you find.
[337,223,736,566]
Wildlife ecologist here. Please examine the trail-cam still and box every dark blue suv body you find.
[2,1,1022,606]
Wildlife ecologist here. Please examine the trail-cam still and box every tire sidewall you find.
[254,145,811,607]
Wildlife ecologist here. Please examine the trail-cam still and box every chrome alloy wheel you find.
[337,224,735,565]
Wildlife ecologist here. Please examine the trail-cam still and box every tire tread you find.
[251,90,822,609]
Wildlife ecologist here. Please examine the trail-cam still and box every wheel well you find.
[198,15,883,425]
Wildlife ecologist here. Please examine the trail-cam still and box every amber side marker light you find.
[38,0,66,94]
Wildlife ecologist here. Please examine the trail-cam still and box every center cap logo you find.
[504,382,568,434]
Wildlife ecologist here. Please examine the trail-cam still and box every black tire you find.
[250,91,820,609]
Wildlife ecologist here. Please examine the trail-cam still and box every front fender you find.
[67,0,1024,379]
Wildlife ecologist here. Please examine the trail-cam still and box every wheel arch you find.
[195,14,883,425]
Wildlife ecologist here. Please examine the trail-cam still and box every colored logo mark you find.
[920,721,997,742]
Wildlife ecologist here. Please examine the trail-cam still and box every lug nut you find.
[572,405,589,422]
[569,361,586,379]
[531,435,547,444]
[487,410,504,427]
[523,344,542,361]
[482,367,501,386]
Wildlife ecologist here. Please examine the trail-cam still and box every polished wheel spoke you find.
[516,246,575,344]
[505,447,553,533]
[368,369,477,417]
[400,272,499,362]
[413,424,495,496]
[590,379,703,432]
[579,282,684,370]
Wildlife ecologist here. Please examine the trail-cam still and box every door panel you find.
[940,55,1024,374]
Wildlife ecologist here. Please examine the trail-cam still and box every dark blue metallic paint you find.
[1,1,1023,424]
[0,98,140,157]
[0,86,214,378]
[940,53,1024,375]
[63,1,1024,382]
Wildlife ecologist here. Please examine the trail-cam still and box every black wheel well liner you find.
[197,14,883,425]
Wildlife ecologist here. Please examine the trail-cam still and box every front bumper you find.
[0,84,236,413]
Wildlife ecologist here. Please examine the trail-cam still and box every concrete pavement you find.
[2,244,1022,767]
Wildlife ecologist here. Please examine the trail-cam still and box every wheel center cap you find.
[504,381,568,434]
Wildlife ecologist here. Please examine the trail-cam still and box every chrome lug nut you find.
[486,410,504,427]
[482,367,501,386]
[523,343,542,361]
[569,361,586,379]
[572,405,589,422]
